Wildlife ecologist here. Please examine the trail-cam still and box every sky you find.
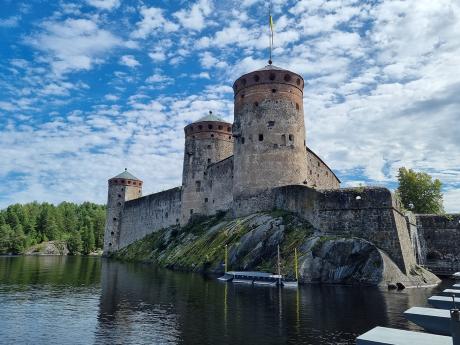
[0,0,459,212]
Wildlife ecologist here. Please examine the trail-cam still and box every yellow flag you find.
[269,15,274,32]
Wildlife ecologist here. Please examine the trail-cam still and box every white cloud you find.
[131,6,179,39]
[120,55,140,67]
[86,0,120,10]
[444,189,460,213]
[173,0,212,31]
[104,94,119,101]
[0,16,20,27]
[28,18,125,75]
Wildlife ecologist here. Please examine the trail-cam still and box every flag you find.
[269,14,274,32]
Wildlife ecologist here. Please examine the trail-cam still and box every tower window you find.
[281,134,286,146]
[121,180,125,184]
[113,217,117,221]
[211,134,214,138]
[117,202,122,206]
[296,78,301,85]
[241,137,245,144]
[118,194,122,198]
[207,145,211,149]
[318,162,320,167]
[296,103,300,111]
[241,94,245,99]
[133,182,137,185]
[269,73,276,80]
[254,74,260,82]
[284,74,291,82]
[289,134,294,141]
[218,125,223,130]
[254,101,259,107]
[198,125,203,130]
[268,121,275,127]
[111,231,114,235]
[228,136,232,139]
[259,134,263,141]
[208,158,211,163]
[272,89,277,93]
[165,212,168,218]
[208,124,213,129]
[326,171,329,176]
[127,181,131,184]
[205,198,208,203]
[227,127,231,132]
[190,209,194,215]
[109,243,112,246]
[195,180,201,191]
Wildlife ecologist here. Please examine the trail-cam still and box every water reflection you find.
[0,257,450,345]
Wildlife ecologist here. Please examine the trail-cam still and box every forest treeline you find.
[0,202,106,255]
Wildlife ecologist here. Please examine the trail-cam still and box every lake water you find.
[0,256,450,345]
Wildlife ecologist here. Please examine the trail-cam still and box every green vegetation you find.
[397,167,444,214]
[0,202,106,255]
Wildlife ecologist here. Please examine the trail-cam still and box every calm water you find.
[0,256,450,345]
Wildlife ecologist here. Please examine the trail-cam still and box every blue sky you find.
[0,0,459,212]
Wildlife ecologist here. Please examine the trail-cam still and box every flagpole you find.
[269,3,273,65]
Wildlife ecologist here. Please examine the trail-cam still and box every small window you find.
[176,218,179,223]
[227,127,231,132]
[195,180,201,191]
[281,134,286,146]
[211,134,214,138]
[139,182,142,186]
[121,180,125,184]
[296,103,300,111]
[109,243,112,246]
[289,134,294,141]
[254,74,260,82]
[259,134,263,141]
[268,121,275,127]
[113,217,117,221]
[133,182,137,185]
[272,89,277,93]
[204,198,208,203]
[190,209,194,215]
[254,101,259,107]
[218,125,223,130]
[241,137,245,144]
[208,158,211,163]
[284,74,291,82]
[127,181,131,184]
[269,73,276,81]
[228,136,231,139]
[310,170,312,174]
[208,124,213,129]
[198,125,203,130]
[241,94,245,99]
[111,231,114,235]
[118,194,122,198]
[165,212,168,218]
[207,145,211,149]
[296,78,301,85]
[117,202,122,206]
[318,162,320,167]
[326,171,329,176]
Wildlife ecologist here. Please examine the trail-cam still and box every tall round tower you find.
[103,169,142,255]
[232,65,308,205]
[180,112,233,225]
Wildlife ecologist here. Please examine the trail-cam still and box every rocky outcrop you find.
[25,241,69,255]
[113,211,440,288]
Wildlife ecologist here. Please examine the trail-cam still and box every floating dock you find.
[404,307,451,335]
[429,296,458,310]
[218,271,297,287]
[443,289,460,297]
[356,326,452,345]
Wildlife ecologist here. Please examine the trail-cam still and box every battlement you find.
[184,121,233,141]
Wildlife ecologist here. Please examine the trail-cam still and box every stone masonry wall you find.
[232,185,417,274]
[416,214,460,260]
[204,155,233,215]
[305,147,340,189]
[118,187,182,249]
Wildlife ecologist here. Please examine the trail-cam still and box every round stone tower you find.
[232,64,308,207]
[103,169,142,255]
[180,111,233,225]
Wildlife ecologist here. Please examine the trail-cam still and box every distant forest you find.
[0,202,106,255]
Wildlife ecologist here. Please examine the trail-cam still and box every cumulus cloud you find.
[120,55,140,67]
[131,6,179,39]
[0,16,20,27]
[86,0,120,10]
[173,0,213,31]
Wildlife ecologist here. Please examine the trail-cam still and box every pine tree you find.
[67,231,83,255]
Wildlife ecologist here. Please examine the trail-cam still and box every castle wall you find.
[234,185,417,274]
[204,155,233,215]
[118,187,182,249]
[305,148,340,189]
[416,214,460,260]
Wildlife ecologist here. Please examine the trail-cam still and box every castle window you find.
[241,78,247,85]
[109,243,112,246]
[133,182,137,185]
[296,78,301,85]
[113,217,117,221]
[121,188,124,191]
[176,218,179,223]
[318,162,320,167]
[281,134,286,146]
[139,182,142,186]
[228,136,231,139]
[117,202,122,206]
[208,124,213,129]
[205,198,208,203]
[190,209,194,215]
[211,134,214,138]
[195,180,201,191]
[118,194,122,198]
[121,180,125,184]
[254,74,260,82]
[208,158,211,163]
[241,94,245,99]
[165,212,168,218]
[326,171,329,176]
[310,170,312,174]
[284,74,291,82]
[111,231,114,235]
[269,73,276,81]
[218,125,223,130]
[241,137,245,144]
[259,134,264,141]
[268,121,275,128]
[198,125,203,130]
[127,181,131,184]
[272,89,277,93]
[227,127,231,132]
[207,145,211,149]
[254,101,259,107]
[289,134,294,141]
[296,103,300,111]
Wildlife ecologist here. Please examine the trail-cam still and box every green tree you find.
[67,231,83,255]
[81,226,95,255]
[397,167,444,214]
[0,224,13,253]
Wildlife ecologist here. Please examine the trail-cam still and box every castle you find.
[103,63,460,278]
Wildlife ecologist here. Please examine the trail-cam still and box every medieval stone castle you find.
[103,63,460,278]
